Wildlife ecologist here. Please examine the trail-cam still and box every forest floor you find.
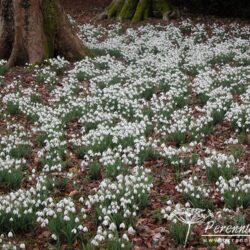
[63,0,110,24]
[0,1,249,250]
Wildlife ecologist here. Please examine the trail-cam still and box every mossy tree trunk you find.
[0,0,90,67]
[105,0,173,22]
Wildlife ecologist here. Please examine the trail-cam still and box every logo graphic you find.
[173,208,209,247]
[172,208,250,248]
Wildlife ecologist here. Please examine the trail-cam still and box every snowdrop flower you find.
[109,223,117,231]
[63,215,70,221]
[108,233,113,239]
[122,233,129,241]
[91,239,99,246]
[128,226,135,235]
[120,223,126,229]
[7,232,13,238]
[51,234,57,240]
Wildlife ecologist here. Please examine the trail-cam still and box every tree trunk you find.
[0,0,91,67]
[105,0,174,22]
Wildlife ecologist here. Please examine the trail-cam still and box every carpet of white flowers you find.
[0,19,249,249]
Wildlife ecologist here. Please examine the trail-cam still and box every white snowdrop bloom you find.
[91,239,99,246]
[103,220,109,226]
[122,233,129,241]
[96,234,105,241]
[41,222,46,228]
[97,226,103,234]
[108,233,113,239]
[167,200,172,205]
[166,206,172,212]
[51,234,57,240]
[57,208,62,213]
[7,232,13,238]
[128,226,135,235]
[109,223,117,231]
[120,223,126,229]
[63,215,70,221]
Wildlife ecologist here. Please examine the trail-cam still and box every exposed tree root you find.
[100,0,179,22]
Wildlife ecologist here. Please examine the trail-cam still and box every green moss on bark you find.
[41,0,59,58]
[119,0,139,20]
[106,0,173,22]
[132,0,151,22]
[107,0,125,18]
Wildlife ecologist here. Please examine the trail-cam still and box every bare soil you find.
[62,0,111,23]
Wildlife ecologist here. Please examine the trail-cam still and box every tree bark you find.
[105,0,174,22]
[0,0,91,67]
[0,1,14,60]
